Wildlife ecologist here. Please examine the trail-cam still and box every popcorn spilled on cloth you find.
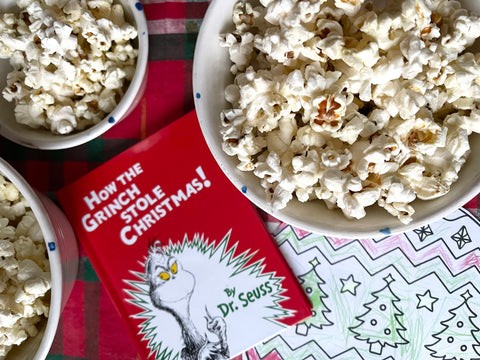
[220,0,480,224]
[0,0,138,135]
[0,175,50,359]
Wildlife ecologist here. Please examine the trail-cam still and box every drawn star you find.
[413,225,434,241]
[462,290,473,302]
[416,290,438,312]
[340,275,361,296]
[383,274,395,284]
[451,225,471,249]
[309,258,320,268]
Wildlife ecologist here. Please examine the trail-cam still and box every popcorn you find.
[320,147,351,170]
[0,0,138,135]
[334,0,364,17]
[387,108,447,157]
[221,0,480,224]
[0,175,50,358]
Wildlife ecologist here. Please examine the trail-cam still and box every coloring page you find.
[245,207,480,360]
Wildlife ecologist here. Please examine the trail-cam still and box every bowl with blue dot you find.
[0,156,78,360]
[0,0,149,150]
[193,0,480,238]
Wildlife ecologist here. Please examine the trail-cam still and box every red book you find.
[56,111,312,360]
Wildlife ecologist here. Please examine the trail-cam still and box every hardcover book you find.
[56,111,312,360]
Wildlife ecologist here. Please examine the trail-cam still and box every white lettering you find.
[83,181,117,210]
[82,213,98,232]
[83,190,101,211]
[121,226,137,245]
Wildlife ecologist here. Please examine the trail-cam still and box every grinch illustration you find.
[145,241,230,360]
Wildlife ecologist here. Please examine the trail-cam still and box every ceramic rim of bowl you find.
[0,158,62,359]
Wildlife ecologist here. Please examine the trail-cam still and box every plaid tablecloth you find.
[1,1,480,360]
[1,1,210,359]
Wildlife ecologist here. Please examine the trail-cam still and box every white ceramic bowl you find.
[0,0,149,150]
[193,0,480,238]
[0,157,79,360]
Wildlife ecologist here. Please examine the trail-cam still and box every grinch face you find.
[146,252,195,305]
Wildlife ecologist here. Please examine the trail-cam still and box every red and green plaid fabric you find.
[1,1,479,359]
[1,1,212,359]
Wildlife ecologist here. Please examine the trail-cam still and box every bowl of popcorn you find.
[0,157,78,359]
[0,0,148,150]
[193,0,480,238]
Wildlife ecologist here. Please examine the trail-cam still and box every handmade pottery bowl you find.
[0,157,79,360]
[0,0,149,150]
[193,0,480,238]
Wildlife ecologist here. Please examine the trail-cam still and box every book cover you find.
[56,111,312,360]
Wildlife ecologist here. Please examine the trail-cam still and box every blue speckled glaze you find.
[108,117,116,124]
[241,186,247,194]
[196,93,201,99]
[135,2,143,11]
[48,242,56,251]
[380,228,391,235]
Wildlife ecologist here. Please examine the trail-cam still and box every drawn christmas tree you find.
[349,274,408,355]
[426,290,480,360]
[296,258,332,335]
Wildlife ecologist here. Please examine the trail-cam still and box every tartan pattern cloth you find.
[1,1,212,359]
[0,1,479,359]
